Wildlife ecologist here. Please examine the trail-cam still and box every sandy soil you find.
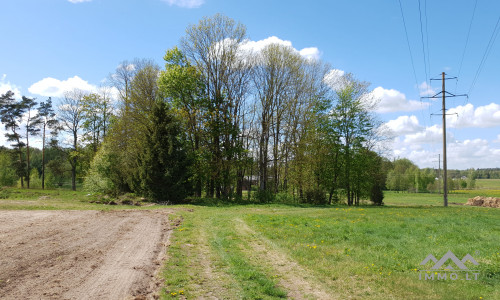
[0,209,173,300]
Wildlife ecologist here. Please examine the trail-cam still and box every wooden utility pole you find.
[423,72,467,207]
[442,72,448,206]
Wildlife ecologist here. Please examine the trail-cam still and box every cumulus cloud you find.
[299,47,321,61]
[370,87,430,113]
[403,125,453,144]
[390,137,500,169]
[0,74,22,100]
[447,103,500,128]
[383,115,423,136]
[162,0,204,8]
[418,81,437,97]
[28,76,96,97]
[239,36,321,61]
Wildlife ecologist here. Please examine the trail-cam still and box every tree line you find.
[1,14,391,205]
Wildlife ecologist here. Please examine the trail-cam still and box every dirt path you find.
[0,209,173,300]
[234,218,334,300]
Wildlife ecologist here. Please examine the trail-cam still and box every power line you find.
[397,0,419,88]
[457,0,478,80]
[418,0,429,84]
[468,15,500,95]
[424,0,431,86]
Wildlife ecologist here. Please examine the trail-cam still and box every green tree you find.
[21,96,40,189]
[0,91,27,187]
[138,101,192,202]
[0,151,17,186]
[58,89,85,191]
[36,98,59,189]
[327,74,377,205]
[158,46,207,197]
[181,13,250,199]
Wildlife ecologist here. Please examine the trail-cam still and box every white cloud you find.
[370,87,430,113]
[68,0,92,3]
[0,74,22,100]
[403,125,453,144]
[299,47,321,61]
[383,115,423,136]
[323,69,345,90]
[28,76,96,97]
[240,36,321,60]
[447,103,500,128]
[162,0,204,8]
[418,81,437,97]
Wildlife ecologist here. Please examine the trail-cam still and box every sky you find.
[1,0,499,170]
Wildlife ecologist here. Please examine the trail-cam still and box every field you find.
[0,189,499,299]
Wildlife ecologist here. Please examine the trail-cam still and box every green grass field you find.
[1,187,499,299]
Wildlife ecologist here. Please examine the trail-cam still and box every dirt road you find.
[0,209,173,300]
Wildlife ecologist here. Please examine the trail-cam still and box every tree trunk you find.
[42,125,46,190]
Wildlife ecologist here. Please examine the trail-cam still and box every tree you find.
[21,96,40,189]
[107,59,160,192]
[0,91,27,187]
[0,151,17,186]
[325,74,378,205]
[36,98,59,189]
[181,13,250,199]
[81,91,113,153]
[138,101,192,202]
[158,46,207,197]
[58,89,85,191]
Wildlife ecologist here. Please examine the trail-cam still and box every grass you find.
[0,187,157,210]
[1,187,499,299]
[476,179,500,190]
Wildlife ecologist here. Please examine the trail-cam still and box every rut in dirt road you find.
[0,209,173,300]
[234,218,334,300]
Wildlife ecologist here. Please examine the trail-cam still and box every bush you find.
[275,192,295,204]
[0,153,17,186]
[302,188,328,205]
[84,143,122,196]
[253,189,275,203]
[29,169,42,189]
[0,187,11,199]
[370,184,384,205]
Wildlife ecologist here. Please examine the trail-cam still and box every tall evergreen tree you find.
[138,101,192,203]
[37,98,59,189]
[0,91,27,187]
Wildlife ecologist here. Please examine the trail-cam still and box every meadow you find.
[1,187,499,299]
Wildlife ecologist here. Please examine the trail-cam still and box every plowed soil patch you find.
[0,209,172,300]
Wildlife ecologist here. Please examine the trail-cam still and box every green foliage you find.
[302,188,328,205]
[0,152,17,186]
[83,143,122,196]
[0,186,11,199]
[370,183,384,205]
[29,168,42,189]
[137,101,193,203]
[253,189,275,203]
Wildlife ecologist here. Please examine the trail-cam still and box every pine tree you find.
[138,101,192,203]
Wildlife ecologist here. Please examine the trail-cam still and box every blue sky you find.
[1,0,499,169]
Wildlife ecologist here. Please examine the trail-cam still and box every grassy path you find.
[234,218,333,299]
[162,205,500,300]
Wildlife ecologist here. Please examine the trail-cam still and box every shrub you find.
[253,189,274,203]
[370,183,384,205]
[302,188,328,205]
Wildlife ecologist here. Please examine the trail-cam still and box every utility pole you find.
[423,72,467,207]
[442,72,447,206]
